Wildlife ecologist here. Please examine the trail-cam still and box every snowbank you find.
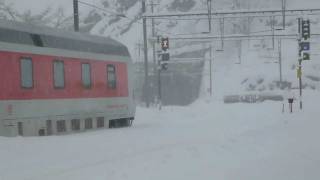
[0,90,319,180]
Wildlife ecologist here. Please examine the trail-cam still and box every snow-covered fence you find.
[224,94,284,104]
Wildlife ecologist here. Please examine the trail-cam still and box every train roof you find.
[0,19,130,57]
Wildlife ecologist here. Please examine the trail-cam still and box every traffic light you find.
[161,37,169,51]
[301,20,310,40]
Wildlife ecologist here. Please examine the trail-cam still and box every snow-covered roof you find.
[0,19,130,57]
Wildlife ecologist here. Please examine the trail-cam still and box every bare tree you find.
[50,7,73,29]
[0,0,18,20]
[0,1,73,30]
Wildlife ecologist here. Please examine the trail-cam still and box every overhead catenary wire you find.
[143,8,320,18]
[77,1,320,38]
[78,1,123,17]
[77,0,174,35]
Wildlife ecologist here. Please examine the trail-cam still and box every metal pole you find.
[157,49,162,110]
[299,59,303,109]
[209,44,213,96]
[207,0,212,32]
[282,0,286,29]
[142,0,150,107]
[151,1,157,105]
[298,18,303,110]
[158,60,162,110]
[272,16,275,49]
[73,0,79,32]
[237,40,242,64]
[219,17,225,50]
[278,39,283,83]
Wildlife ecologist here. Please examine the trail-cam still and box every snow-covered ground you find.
[0,90,319,180]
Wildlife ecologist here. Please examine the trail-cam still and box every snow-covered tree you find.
[0,0,73,30]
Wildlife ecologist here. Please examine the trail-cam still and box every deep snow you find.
[0,90,319,180]
[1,1,320,179]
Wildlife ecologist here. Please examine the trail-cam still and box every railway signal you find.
[161,37,169,51]
[301,20,310,40]
[299,42,310,51]
[299,42,310,60]
[161,53,170,70]
[302,52,310,60]
[157,36,171,110]
[298,19,311,61]
[297,18,311,110]
[159,37,170,71]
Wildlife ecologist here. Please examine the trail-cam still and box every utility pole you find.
[150,0,158,105]
[299,58,303,109]
[157,49,162,110]
[237,40,242,64]
[219,17,225,50]
[298,18,303,110]
[207,0,212,32]
[73,0,79,32]
[271,16,275,49]
[209,44,213,96]
[282,0,286,29]
[136,43,143,61]
[278,39,283,83]
[142,0,150,107]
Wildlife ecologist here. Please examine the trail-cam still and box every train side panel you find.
[0,50,135,136]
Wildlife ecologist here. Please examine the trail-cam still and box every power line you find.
[78,1,124,17]
[143,8,320,18]
[77,0,173,35]
[150,12,320,21]
[154,33,320,42]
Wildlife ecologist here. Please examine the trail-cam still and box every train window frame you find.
[56,120,66,133]
[81,63,92,89]
[0,28,34,45]
[71,119,80,131]
[97,117,105,128]
[107,64,117,89]
[53,60,65,89]
[85,118,93,129]
[20,57,34,89]
[30,33,44,47]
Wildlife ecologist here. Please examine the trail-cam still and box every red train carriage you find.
[0,20,135,136]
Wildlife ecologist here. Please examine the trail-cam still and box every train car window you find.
[53,60,65,89]
[30,34,44,47]
[107,64,117,89]
[56,120,66,132]
[81,63,91,88]
[0,28,34,45]
[71,119,80,131]
[85,118,93,129]
[20,58,33,89]
[97,117,105,128]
